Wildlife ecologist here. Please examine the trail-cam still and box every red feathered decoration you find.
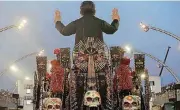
[46,72,51,80]
[121,57,130,65]
[54,48,61,55]
[114,57,133,91]
[50,60,64,93]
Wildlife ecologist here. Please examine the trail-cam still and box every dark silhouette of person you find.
[54,1,120,45]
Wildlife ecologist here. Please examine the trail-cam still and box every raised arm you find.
[55,21,76,36]
[101,19,119,34]
[101,8,120,34]
[54,10,76,36]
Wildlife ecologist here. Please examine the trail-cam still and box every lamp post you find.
[141,69,151,110]
[0,49,44,78]
[0,20,27,33]
[140,22,180,42]
[159,46,171,76]
[124,45,180,83]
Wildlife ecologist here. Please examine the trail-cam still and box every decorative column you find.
[54,48,71,109]
[36,56,47,110]
[110,46,125,109]
[134,54,145,96]
[144,69,151,110]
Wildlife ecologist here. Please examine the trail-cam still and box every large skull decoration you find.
[84,90,101,107]
[122,95,141,110]
[43,98,62,110]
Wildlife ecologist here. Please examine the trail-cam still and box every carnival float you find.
[33,37,150,110]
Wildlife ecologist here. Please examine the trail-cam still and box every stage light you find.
[17,19,27,29]
[141,73,146,79]
[38,49,45,56]
[124,45,132,53]
[25,76,30,80]
[140,22,149,32]
[10,65,18,72]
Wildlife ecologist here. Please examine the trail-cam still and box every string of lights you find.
[0,25,16,32]
[124,45,180,83]
[0,20,27,33]
[136,50,180,83]
[0,49,44,78]
[140,22,180,42]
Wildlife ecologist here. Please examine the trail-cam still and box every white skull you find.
[84,90,101,107]
[122,95,141,110]
[43,98,62,110]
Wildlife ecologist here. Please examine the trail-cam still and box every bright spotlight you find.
[19,23,25,27]
[124,45,132,53]
[10,65,18,72]
[140,22,149,32]
[18,26,22,29]
[17,19,27,29]
[140,22,146,29]
[141,73,146,79]
[22,20,27,24]
[25,77,30,80]
[38,49,45,56]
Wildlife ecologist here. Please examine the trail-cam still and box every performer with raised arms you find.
[54,1,120,44]
[54,1,120,109]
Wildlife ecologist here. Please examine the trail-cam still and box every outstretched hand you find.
[112,8,120,21]
[54,10,61,23]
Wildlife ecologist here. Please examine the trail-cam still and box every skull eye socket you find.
[87,97,92,102]
[48,105,53,109]
[132,102,138,106]
[87,92,91,95]
[123,102,131,107]
[55,105,60,109]
[94,97,99,101]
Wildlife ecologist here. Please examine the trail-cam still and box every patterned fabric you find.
[73,38,110,73]
[50,60,64,93]
[73,51,107,73]
[114,58,133,91]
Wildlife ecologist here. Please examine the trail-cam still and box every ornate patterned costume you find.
[71,38,111,110]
